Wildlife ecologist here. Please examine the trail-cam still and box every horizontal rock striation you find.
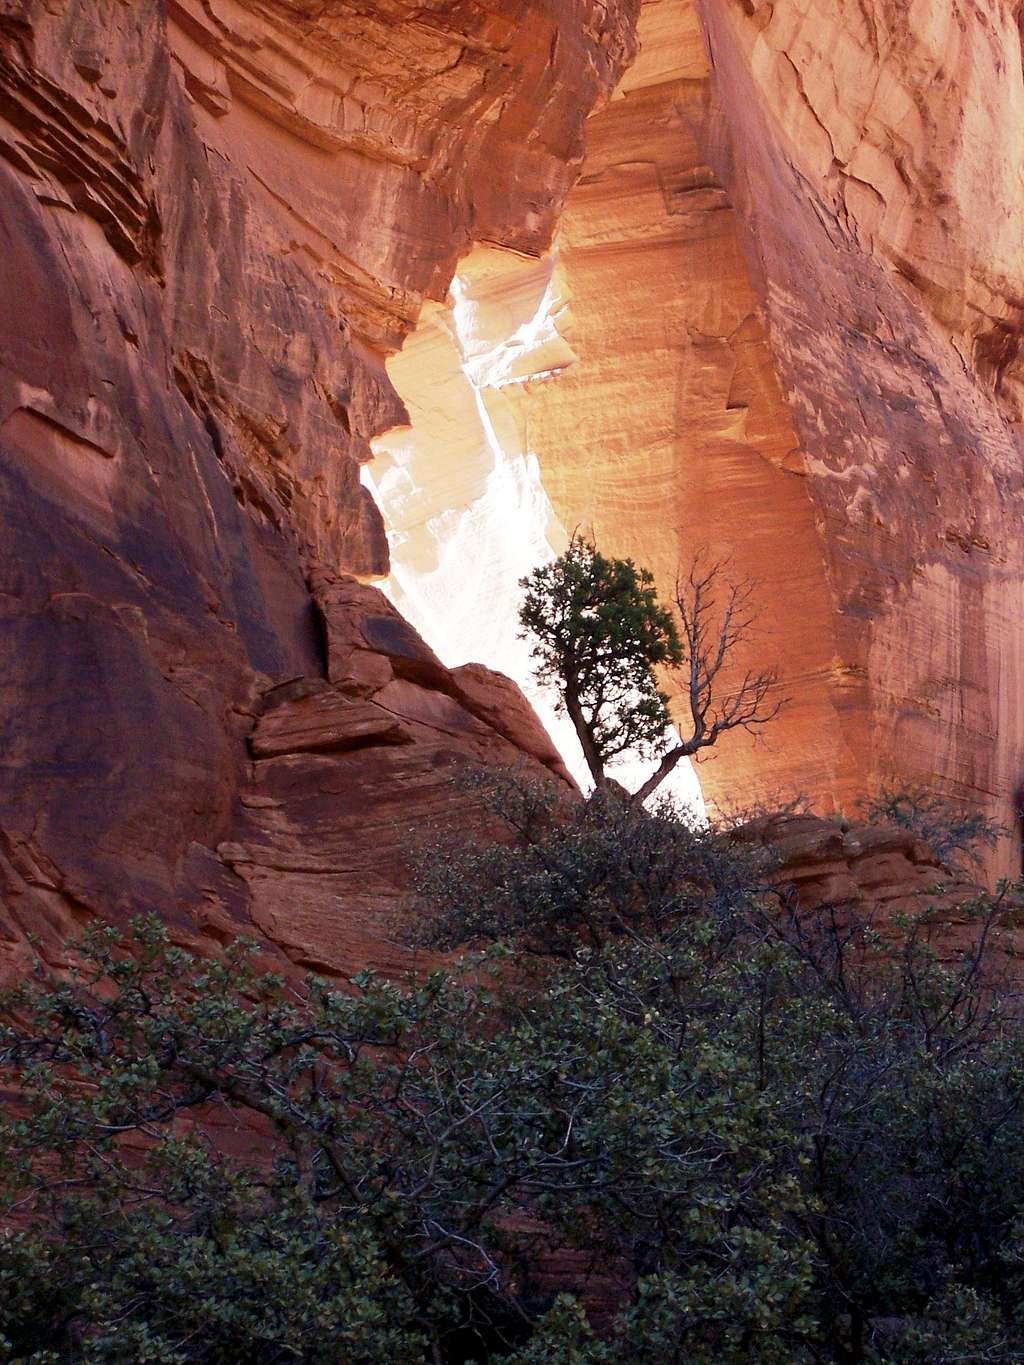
[736,810,1024,969]
[219,577,574,979]
[700,0,1024,877]
[4,0,1024,988]
[0,0,625,978]
[497,0,1024,875]
[510,0,845,817]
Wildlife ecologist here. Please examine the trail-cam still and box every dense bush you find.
[861,785,1003,870]
[415,770,765,954]
[3,784,1024,1361]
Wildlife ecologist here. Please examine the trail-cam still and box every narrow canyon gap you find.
[365,240,705,807]
[372,0,1024,877]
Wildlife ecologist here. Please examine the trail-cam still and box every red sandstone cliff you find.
[0,0,630,976]
[2,0,1023,981]
[518,0,1024,873]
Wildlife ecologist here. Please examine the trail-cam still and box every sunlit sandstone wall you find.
[367,243,704,806]
[698,0,1024,873]
[498,0,848,820]
[499,0,1024,871]
[704,0,1024,862]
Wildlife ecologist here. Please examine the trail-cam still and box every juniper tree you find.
[518,536,681,788]
[519,538,781,800]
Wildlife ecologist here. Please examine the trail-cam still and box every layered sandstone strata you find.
[0,0,632,977]
[219,575,574,979]
[510,0,841,816]
[698,0,1024,874]
[509,0,1024,874]
[4,0,1024,990]
[737,812,989,950]
[365,0,1024,880]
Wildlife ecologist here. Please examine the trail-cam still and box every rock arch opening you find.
[365,241,704,809]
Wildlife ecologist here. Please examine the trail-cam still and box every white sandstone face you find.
[366,243,704,814]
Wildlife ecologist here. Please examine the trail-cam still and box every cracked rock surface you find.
[0,0,615,978]
[512,0,1024,872]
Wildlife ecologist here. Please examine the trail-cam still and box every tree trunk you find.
[630,742,692,804]
[563,684,606,788]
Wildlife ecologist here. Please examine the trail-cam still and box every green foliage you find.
[0,929,427,1363]
[518,537,681,781]
[517,538,781,801]
[418,778,1024,1361]
[3,789,1024,1360]
[416,769,766,955]
[861,785,1004,870]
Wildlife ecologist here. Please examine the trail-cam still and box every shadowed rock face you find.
[0,0,625,976]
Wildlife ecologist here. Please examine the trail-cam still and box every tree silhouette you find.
[520,537,781,801]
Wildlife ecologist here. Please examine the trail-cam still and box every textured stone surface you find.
[5,0,1024,991]
[508,0,839,820]
[486,0,1024,877]
[697,0,1024,879]
[222,577,574,978]
[737,811,1021,966]
[0,0,627,979]
[250,685,414,759]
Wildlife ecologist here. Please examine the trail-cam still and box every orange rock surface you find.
[219,576,574,979]
[4,0,1024,986]
[510,0,844,820]
[0,0,624,977]
[513,0,1024,874]
[700,0,1024,877]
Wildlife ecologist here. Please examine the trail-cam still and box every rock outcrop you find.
[218,576,574,980]
[0,0,622,979]
[1,562,575,981]
[739,812,981,934]
[734,809,1024,976]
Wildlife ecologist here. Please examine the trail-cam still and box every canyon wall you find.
[701,0,1024,873]
[511,0,844,817]
[512,0,1024,871]
[2,0,1023,982]
[0,0,634,976]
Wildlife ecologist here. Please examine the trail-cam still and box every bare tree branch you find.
[631,551,783,804]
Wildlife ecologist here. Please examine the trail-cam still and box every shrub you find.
[3,791,1024,1361]
[415,769,767,955]
[861,785,1003,870]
